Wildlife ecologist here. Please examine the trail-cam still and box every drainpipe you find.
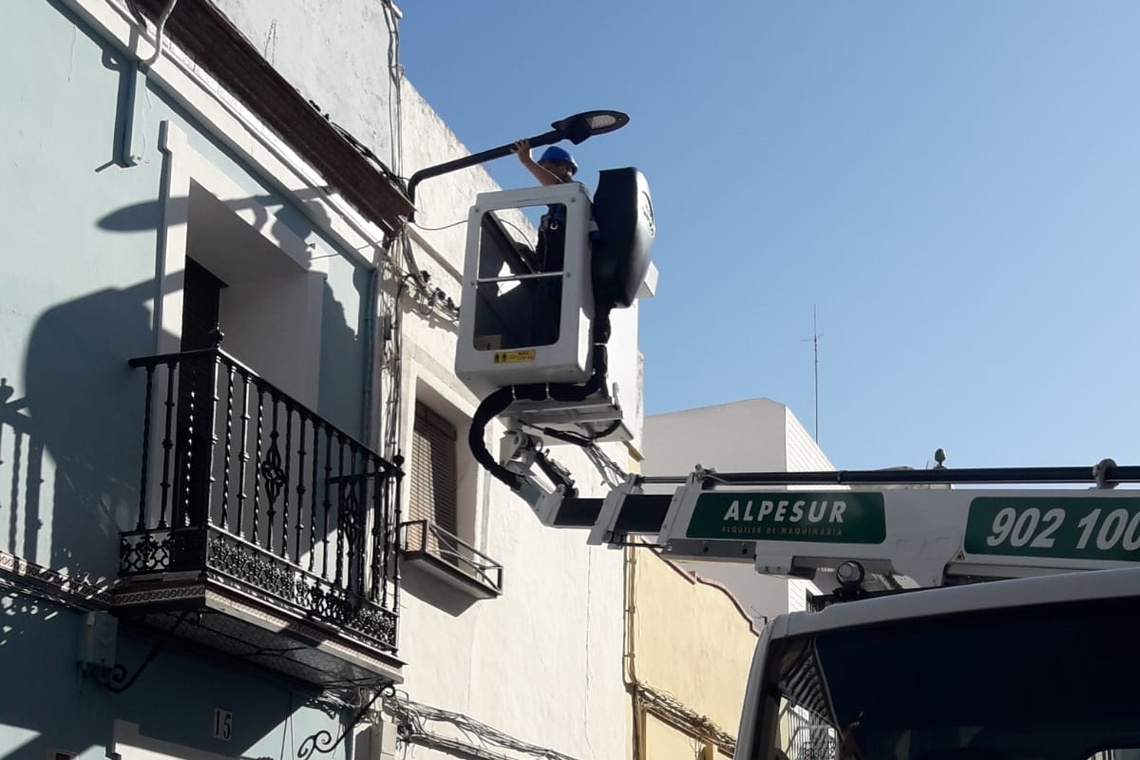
[624,545,646,760]
[142,0,179,67]
[119,0,179,166]
[634,704,647,760]
[118,60,143,167]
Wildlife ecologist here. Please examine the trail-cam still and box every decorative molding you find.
[112,583,207,608]
[0,550,114,610]
[111,719,264,760]
[127,0,412,232]
[159,121,327,275]
[200,589,404,675]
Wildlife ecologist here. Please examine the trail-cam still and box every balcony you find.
[400,520,503,599]
[117,348,403,689]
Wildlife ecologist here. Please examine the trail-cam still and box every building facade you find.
[1,4,642,760]
[624,547,760,760]
[380,77,635,760]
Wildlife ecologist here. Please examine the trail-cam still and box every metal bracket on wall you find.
[298,686,393,760]
[88,611,189,693]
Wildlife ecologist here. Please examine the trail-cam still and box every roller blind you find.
[408,402,459,538]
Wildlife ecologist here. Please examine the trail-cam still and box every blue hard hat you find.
[538,145,578,174]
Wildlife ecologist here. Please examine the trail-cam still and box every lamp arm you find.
[406,129,562,219]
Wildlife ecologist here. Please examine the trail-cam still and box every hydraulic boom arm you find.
[524,459,1140,589]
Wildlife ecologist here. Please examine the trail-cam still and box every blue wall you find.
[0,593,352,760]
[0,0,373,581]
[0,4,377,759]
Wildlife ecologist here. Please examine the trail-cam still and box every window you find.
[402,400,503,598]
[408,401,460,543]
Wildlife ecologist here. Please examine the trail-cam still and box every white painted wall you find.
[390,82,635,760]
[212,0,401,169]
[786,410,833,473]
[642,399,835,621]
[642,398,793,474]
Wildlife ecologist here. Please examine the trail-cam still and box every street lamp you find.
[405,109,629,220]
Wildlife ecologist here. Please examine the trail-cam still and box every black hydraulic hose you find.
[469,387,523,491]
[468,306,615,492]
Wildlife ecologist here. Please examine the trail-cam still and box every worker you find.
[510,139,582,346]
[512,139,578,272]
[513,139,578,186]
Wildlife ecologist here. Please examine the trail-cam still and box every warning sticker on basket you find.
[493,350,536,364]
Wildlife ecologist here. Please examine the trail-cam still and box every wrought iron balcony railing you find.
[122,348,402,653]
[400,519,503,598]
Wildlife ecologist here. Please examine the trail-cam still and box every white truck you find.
[537,463,1140,760]
[736,558,1140,760]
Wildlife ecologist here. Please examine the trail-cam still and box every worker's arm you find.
[513,139,561,186]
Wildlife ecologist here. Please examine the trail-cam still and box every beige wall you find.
[644,713,716,760]
[628,547,759,759]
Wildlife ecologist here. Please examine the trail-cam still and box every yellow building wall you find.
[627,547,760,758]
[644,712,713,760]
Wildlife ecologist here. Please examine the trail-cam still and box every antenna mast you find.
[810,306,820,441]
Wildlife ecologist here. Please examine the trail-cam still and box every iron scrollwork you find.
[347,606,397,649]
[297,686,393,760]
[120,530,173,574]
[297,730,338,760]
[208,533,298,600]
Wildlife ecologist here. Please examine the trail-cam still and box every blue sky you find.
[399,2,1140,472]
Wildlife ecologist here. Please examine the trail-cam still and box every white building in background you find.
[642,398,835,622]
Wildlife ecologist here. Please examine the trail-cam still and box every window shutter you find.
[409,403,459,541]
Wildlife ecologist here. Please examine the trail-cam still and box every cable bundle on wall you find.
[384,691,584,760]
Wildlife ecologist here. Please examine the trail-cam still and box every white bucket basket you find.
[455,183,597,397]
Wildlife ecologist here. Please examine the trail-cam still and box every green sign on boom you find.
[685,492,887,544]
[965,497,1140,563]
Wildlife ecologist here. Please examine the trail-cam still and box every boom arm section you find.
[527,460,1140,588]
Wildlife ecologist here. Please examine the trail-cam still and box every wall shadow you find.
[19,280,156,578]
[399,563,481,617]
[1,240,377,760]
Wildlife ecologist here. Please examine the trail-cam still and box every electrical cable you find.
[510,421,626,487]
[410,219,469,232]
[389,237,459,324]
[298,687,389,760]
[584,445,627,486]
[495,218,535,246]
[633,683,738,755]
[533,449,575,494]
[386,691,584,760]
